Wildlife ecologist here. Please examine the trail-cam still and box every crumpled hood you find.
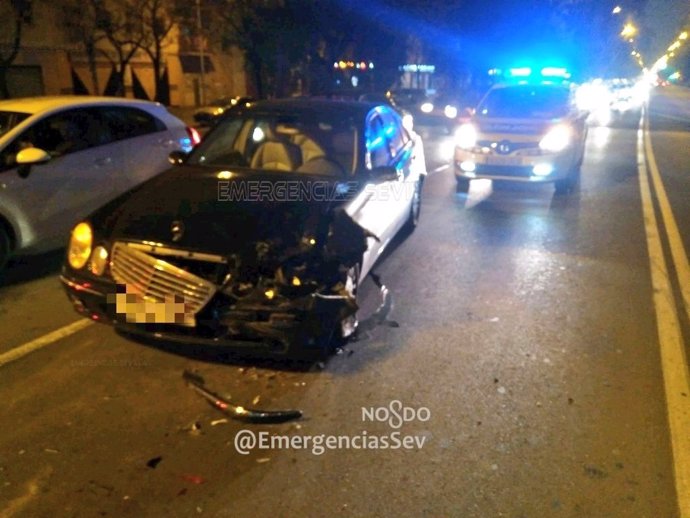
[100,166,342,256]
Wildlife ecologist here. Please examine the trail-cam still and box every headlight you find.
[68,222,92,269]
[420,102,434,113]
[455,123,478,149]
[539,124,572,153]
[444,105,458,119]
[89,246,109,276]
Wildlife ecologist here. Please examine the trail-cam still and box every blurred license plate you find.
[114,290,196,326]
[486,156,523,166]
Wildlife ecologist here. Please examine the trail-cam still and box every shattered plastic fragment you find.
[181,474,205,484]
[183,370,302,424]
[256,458,271,463]
[211,418,229,426]
[146,456,163,469]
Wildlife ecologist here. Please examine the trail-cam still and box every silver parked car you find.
[0,96,200,270]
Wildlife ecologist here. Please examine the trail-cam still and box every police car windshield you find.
[477,85,570,119]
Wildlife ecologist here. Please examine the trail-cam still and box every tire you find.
[554,161,582,195]
[456,177,470,193]
[338,264,360,340]
[0,226,11,272]
[403,179,422,232]
[291,263,359,362]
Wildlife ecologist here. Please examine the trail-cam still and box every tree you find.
[60,0,107,94]
[96,0,146,96]
[138,0,176,102]
[0,0,33,98]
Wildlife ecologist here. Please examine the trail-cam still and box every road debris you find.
[210,418,229,426]
[256,457,271,463]
[183,370,302,424]
[146,456,163,469]
[181,474,205,484]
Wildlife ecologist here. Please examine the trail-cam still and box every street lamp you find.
[612,5,622,14]
[621,22,638,39]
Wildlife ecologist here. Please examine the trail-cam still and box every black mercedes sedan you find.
[61,99,427,357]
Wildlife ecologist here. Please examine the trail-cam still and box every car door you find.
[99,106,178,186]
[0,108,123,251]
[348,109,405,278]
[379,108,418,234]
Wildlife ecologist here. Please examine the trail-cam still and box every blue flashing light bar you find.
[541,67,571,78]
[509,67,532,77]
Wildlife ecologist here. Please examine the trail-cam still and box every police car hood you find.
[476,117,562,136]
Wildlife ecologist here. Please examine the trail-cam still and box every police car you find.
[453,72,588,195]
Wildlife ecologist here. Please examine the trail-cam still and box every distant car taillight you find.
[186,126,201,146]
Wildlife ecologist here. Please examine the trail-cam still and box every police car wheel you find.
[554,170,579,195]
[456,177,470,193]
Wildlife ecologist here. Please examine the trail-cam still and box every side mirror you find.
[17,147,51,165]
[168,150,188,165]
[369,166,400,183]
[16,147,51,179]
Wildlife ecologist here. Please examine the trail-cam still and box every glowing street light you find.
[621,23,638,39]
[612,5,622,14]
[680,31,688,40]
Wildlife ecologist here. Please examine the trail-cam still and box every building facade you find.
[2,4,247,106]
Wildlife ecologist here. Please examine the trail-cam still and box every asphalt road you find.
[1,86,689,518]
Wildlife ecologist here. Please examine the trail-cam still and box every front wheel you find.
[403,179,422,232]
[554,161,582,195]
[456,177,470,194]
[291,264,360,362]
[338,264,360,340]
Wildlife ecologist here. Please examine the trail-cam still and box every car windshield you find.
[0,111,30,137]
[476,86,571,118]
[390,90,428,106]
[188,112,358,176]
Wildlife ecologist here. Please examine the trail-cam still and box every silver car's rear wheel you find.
[0,227,11,272]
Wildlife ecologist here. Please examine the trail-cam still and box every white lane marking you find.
[644,116,690,323]
[430,164,449,174]
[0,319,94,368]
[638,109,690,517]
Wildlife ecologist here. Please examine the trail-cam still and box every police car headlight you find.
[539,124,572,153]
[455,123,478,149]
[444,105,458,119]
[421,102,434,113]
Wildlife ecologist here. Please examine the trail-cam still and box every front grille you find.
[110,242,216,314]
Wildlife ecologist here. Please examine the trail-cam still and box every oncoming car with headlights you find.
[453,83,587,194]
[61,99,426,359]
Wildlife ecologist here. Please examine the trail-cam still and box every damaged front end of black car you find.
[61,98,425,358]
[61,177,371,358]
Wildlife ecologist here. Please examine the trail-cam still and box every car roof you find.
[0,96,164,115]
[232,98,381,120]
